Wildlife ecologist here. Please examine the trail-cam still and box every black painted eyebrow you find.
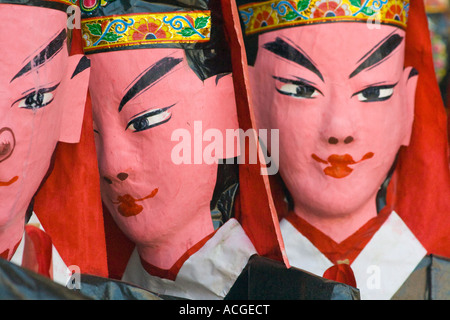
[71,56,91,79]
[10,29,67,83]
[263,37,324,82]
[349,32,404,79]
[119,57,183,112]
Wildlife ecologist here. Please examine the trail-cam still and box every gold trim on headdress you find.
[81,11,211,52]
[239,0,409,36]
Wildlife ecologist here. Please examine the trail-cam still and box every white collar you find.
[280,211,427,300]
[122,218,257,300]
[9,212,71,287]
[9,230,25,267]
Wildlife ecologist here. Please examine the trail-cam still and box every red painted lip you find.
[113,188,158,217]
[0,176,18,187]
[311,152,374,178]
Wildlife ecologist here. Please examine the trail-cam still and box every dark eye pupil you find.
[25,92,44,107]
[362,87,380,99]
[133,118,149,131]
[296,85,315,97]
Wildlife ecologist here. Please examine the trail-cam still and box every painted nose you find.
[321,94,359,146]
[327,136,354,145]
[0,128,15,163]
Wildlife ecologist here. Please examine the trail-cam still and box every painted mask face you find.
[89,48,238,250]
[249,23,417,219]
[0,4,89,253]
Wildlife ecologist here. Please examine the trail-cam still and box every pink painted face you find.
[249,23,417,219]
[0,4,89,252]
[88,48,238,250]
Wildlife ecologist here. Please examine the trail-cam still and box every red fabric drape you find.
[221,0,288,266]
[33,28,108,277]
[386,0,450,258]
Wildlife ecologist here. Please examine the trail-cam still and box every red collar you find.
[0,241,20,260]
[285,207,392,265]
[22,225,53,278]
[139,229,218,281]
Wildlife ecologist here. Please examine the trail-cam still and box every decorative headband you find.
[238,0,410,36]
[81,10,212,53]
[0,0,76,10]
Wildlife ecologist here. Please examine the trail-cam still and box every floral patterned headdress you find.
[238,0,410,36]
[80,0,217,54]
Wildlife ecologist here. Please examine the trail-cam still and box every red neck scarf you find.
[285,207,392,286]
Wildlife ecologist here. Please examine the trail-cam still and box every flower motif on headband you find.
[238,0,409,36]
[252,7,279,29]
[384,0,407,21]
[81,11,212,52]
[130,17,173,41]
[310,0,351,18]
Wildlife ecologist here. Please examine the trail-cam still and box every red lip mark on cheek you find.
[0,176,19,186]
[113,188,159,217]
[311,152,374,179]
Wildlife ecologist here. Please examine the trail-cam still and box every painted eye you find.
[355,85,395,102]
[273,76,321,99]
[18,92,54,109]
[15,83,60,110]
[277,83,320,99]
[126,105,174,132]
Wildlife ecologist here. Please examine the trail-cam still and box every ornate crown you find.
[80,0,212,53]
[238,0,410,36]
